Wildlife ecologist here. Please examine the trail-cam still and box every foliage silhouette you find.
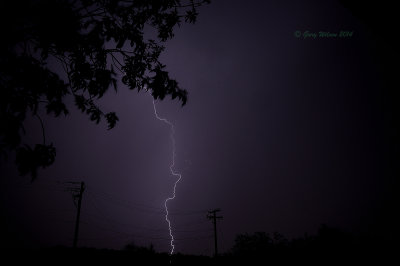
[228,224,395,264]
[0,0,210,180]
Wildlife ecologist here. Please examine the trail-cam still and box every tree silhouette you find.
[0,0,210,180]
[230,227,354,264]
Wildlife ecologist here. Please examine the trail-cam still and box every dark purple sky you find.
[1,0,397,256]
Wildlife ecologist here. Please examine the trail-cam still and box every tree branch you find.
[35,114,46,145]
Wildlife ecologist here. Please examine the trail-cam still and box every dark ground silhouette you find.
[1,225,397,265]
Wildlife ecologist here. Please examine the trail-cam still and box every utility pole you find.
[71,181,85,248]
[207,209,223,257]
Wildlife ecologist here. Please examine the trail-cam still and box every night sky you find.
[1,0,398,256]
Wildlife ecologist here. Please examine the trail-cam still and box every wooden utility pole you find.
[207,209,223,257]
[73,181,85,248]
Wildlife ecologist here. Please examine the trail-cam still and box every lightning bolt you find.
[151,97,182,255]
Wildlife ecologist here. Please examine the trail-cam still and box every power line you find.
[79,216,212,243]
[55,184,215,250]
[85,191,211,237]
[87,185,208,215]
[79,192,214,247]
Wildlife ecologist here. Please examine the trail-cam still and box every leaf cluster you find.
[0,0,209,179]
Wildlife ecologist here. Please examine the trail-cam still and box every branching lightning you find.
[152,98,182,255]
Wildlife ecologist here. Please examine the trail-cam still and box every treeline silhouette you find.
[2,224,396,265]
[224,224,395,265]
